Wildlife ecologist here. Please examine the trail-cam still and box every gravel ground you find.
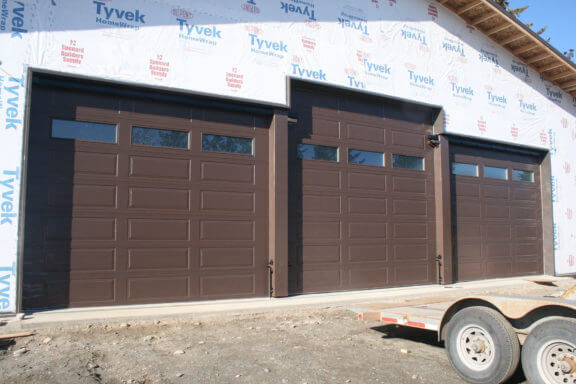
[0,279,573,384]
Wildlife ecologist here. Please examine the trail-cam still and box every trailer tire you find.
[445,306,520,384]
[521,318,576,384]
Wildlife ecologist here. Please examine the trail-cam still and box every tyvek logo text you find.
[7,1,26,39]
[442,38,465,57]
[408,69,434,90]
[93,1,145,30]
[292,64,326,80]
[1,168,19,225]
[177,18,222,46]
[487,90,507,108]
[450,81,474,101]
[281,1,316,21]
[518,98,537,115]
[364,59,391,80]
[546,87,563,105]
[249,33,288,59]
[338,13,369,35]
[0,262,16,311]
[4,75,23,131]
[401,25,427,46]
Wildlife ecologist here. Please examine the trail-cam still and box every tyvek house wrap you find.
[0,0,575,313]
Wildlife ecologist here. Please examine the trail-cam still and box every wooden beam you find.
[486,22,512,36]
[470,11,499,25]
[513,43,539,56]
[560,80,576,89]
[526,53,551,64]
[550,72,575,82]
[538,61,566,72]
[437,0,449,4]
[500,33,526,46]
[0,332,34,340]
[457,0,483,15]
[565,85,576,92]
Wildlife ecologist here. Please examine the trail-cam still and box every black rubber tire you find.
[445,306,521,384]
[521,318,576,384]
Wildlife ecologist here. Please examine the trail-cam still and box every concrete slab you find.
[1,275,573,331]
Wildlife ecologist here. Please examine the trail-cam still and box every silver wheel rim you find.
[456,324,496,371]
[537,340,576,384]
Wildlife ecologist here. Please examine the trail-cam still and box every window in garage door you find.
[451,145,544,281]
[23,83,270,309]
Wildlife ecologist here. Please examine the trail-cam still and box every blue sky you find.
[507,0,574,58]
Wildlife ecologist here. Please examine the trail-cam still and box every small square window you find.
[484,166,508,180]
[393,154,424,171]
[452,162,478,177]
[297,144,338,162]
[202,134,253,154]
[132,127,189,149]
[52,120,116,143]
[512,169,534,182]
[349,149,384,167]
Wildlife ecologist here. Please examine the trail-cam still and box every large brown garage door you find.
[23,82,270,309]
[288,83,437,294]
[452,144,543,281]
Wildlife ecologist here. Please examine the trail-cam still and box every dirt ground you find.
[0,280,573,384]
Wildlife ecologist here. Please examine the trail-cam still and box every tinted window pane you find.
[297,144,338,162]
[52,120,116,143]
[452,162,478,177]
[392,154,424,170]
[484,166,508,180]
[512,169,534,182]
[349,149,384,166]
[132,127,188,149]
[202,134,253,154]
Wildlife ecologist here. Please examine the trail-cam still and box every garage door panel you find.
[392,264,430,284]
[393,223,428,239]
[302,221,341,240]
[348,245,387,262]
[70,279,116,304]
[302,194,341,214]
[301,269,340,292]
[301,245,341,263]
[69,248,117,272]
[391,131,425,149]
[200,191,254,212]
[48,184,118,208]
[310,118,340,138]
[457,201,482,218]
[200,220,254,241]
[129,219,190,241]
[50,151,118,176]
[348,197,386,215]
[392,200,429,217]
[128,277,189,301]
[129,156,190,180]
[456,182,480,198]
[348,222,386,240]
[303,169,341,189]
[45,217,117,241]
[453,145,543,282]
[391,175,427,194]
[128,248,190,270]
[200,274,256,297]
[392,244,428,261]
[129,187,190,210]
[345,123,386,144]
[348,172,386,191]
[200,161,255,184]
[199,247,255,268]
[349,268,388,288]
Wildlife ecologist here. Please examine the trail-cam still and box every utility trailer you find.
[352,285,576,384]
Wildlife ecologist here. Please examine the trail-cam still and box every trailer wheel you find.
[445,306,520,384]
[521,318,576,384]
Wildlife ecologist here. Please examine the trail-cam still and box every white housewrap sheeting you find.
[0,0,575,313]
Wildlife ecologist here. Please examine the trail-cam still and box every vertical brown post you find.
[433,112,454,284]
[540,152,555,276]
[269,110,289,297]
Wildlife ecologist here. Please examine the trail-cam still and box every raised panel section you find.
[69,249,116,271]
[349,268,388,286]
[201,191,254,212]
[302,221,340,240]
[393,223,427,239]
[75,152,118,176]
[348,197,386,215]
[128,248,189,270]
[200,275,255,296]
[70,279,115,303]
[311,118,340,138]
[201,162,254,184]
[348,172,386,191]
[485,243,510,258]
[391,131,423,148]
[456,182,480,198]
[393,200,427,216]
[348,222,386,239]
[457,224,481,240]
[129,219,189,241]
[457,201,481,218]
[483,185,509,200]
[346,123,385,143]
[512,206,537,220]
[303,169,340,188]
[128,277,189,300]
[484,224,511,240]
[349,245,387,262]
[200,221,254,241]
[393,264,429,283]
[302,195,341,214]
[393,244,428,261]
[513,188,538,201]
[130,156,189,180]
[485,205,510,219]
[48,185,117,208]
[129,188,189,210]
[392,176,426,194]
[200,248,255,268]
[514,225,539,240]
[45,218,116,241]
[302,245,340,263]
[301,269,340,291]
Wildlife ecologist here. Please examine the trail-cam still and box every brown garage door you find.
[23,83,270,309]
[452,144,543,281]
[288,83,437,294]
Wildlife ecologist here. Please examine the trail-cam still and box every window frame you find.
[348,148,385,167]
[483,165,508,180]
[451,162,479,177]
[512,169,535,183]
[392,154,425,171]
[296,143,339,162]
